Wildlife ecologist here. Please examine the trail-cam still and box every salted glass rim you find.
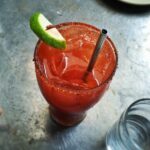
[34,22,118,92]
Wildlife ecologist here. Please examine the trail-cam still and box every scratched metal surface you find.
[0,0,150,150]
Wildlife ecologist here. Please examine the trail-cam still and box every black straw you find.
[87,29,107,72]
[83,29,107,81]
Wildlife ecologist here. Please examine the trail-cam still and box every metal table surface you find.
[0,0,150,150]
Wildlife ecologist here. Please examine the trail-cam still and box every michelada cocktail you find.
[30,13,118,126]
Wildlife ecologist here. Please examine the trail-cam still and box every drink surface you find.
[35,23,117,90]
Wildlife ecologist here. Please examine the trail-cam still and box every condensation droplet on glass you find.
[79,40,83,47]
[83,56,89,63]
[84,35,91,42]
[105,53,109,59]
[102,70,106,75]
[104,63,110,70]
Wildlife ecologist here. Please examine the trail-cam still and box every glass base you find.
[49,107,86,127]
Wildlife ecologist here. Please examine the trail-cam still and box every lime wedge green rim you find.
[30,12,66,49]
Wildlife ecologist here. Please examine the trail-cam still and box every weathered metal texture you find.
[0,0,150,149]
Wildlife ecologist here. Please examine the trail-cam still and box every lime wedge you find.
[30,12,66,49]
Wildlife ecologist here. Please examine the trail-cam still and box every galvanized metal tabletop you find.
[0,0,150,150]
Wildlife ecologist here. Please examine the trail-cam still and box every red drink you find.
[34,22,117,126]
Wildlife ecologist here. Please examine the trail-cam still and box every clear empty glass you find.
[106,98,150,150]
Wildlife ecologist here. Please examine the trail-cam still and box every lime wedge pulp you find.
[30,12,66,49]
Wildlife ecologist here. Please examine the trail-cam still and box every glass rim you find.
[121,98,150,148]
[122,98,150,129]
[124,98,150,115]
[34,22,118,92]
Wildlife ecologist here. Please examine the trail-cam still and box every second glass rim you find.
[124,98,150,117]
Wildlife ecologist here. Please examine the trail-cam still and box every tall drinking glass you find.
[34,22,118,126]
[106,98,150,150]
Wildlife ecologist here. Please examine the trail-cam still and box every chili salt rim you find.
[33,22,118,92]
